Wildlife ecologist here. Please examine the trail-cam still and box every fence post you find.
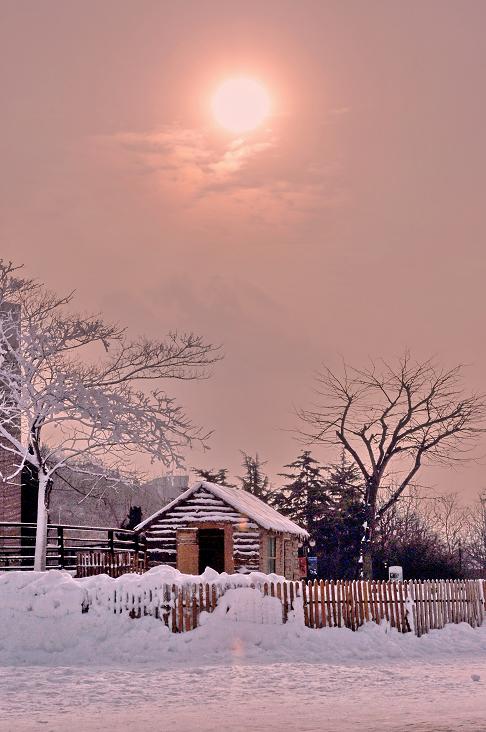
[134,532,139,563]
[57,526,65,569]
[108,529,114,555]
[302,580,309,627]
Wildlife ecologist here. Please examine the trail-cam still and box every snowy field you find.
[3,655,486,732]
[2,570,486,731]
[3,621,486,732]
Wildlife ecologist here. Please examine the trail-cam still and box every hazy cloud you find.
[115,125,275,190]
[111,119,346,219]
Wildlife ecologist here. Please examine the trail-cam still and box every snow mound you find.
[2,569,486,668]
[0,570,85,617]
[213,587,283,624]
[0,567,288,618]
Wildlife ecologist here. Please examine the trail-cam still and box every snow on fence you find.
[86,578,300,631]
[81,576,485,637]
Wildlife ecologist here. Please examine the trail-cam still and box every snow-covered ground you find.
[2,570,486,730]
[3,655,486,732]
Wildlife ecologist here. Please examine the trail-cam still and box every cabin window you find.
[267,536,277,574]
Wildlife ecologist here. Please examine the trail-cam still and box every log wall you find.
[143,485,261,573]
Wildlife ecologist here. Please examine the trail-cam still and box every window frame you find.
[267,535,277,574]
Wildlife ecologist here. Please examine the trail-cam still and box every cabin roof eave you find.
[134,481,309,539]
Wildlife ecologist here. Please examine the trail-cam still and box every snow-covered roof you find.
[135,481,309,538]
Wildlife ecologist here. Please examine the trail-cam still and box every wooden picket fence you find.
[93,579,300,632]
[408,579,484,636]
[77,550,147,578]
[82,577,486,637]
[302,579,484,636]
[303,579,409,633]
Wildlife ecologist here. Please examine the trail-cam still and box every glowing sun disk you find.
[212,78,270,133]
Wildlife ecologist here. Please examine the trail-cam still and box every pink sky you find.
[1,1,486,497]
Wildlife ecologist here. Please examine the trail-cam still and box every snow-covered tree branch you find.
[0,260,221,570]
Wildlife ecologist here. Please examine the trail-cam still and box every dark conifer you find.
[273,451,330,537]
[192,467,236,488]
[238,451,271,501]
[319,451,364,578]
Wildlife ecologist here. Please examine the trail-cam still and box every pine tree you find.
[326,451,363,508]
[319,452,364,578]
[273,451,330,537]
[192,467,236,487]
[238,451,271,501]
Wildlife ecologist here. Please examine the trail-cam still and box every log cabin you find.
[135,481,308,580]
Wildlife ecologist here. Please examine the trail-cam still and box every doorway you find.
[198,528,225,574]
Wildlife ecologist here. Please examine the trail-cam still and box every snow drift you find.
[2,568,486,667]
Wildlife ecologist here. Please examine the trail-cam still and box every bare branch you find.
[0,258,222,570]
[298,352,486,577]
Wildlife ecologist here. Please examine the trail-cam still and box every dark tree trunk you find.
[359,489,377,579]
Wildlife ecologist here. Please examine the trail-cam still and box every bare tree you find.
[299,354,486,578]
[375,491,434,577]
[0,261,221,570]
[464,492,486,576]
[430,494,468,570]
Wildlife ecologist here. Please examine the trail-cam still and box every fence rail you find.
[0,521,140,572]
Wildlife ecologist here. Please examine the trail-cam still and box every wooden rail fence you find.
[0,521,142,572]
[82,578,485,636]
[408,579,484,636]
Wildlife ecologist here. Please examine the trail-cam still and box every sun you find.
[211,77,270,134]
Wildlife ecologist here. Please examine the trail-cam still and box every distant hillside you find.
[48,473,189,528]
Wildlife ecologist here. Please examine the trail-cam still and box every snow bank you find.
[211,587,284,625]
[2,569,486,668]
[0,566,288,617]
[0,570,86,616]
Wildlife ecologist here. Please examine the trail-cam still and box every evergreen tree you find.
[192,467,235,487]
[273,451,330,537]
[238,451,271,500]
[318,452,364,578]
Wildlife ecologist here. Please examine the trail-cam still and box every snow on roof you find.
[135,481,309,538]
